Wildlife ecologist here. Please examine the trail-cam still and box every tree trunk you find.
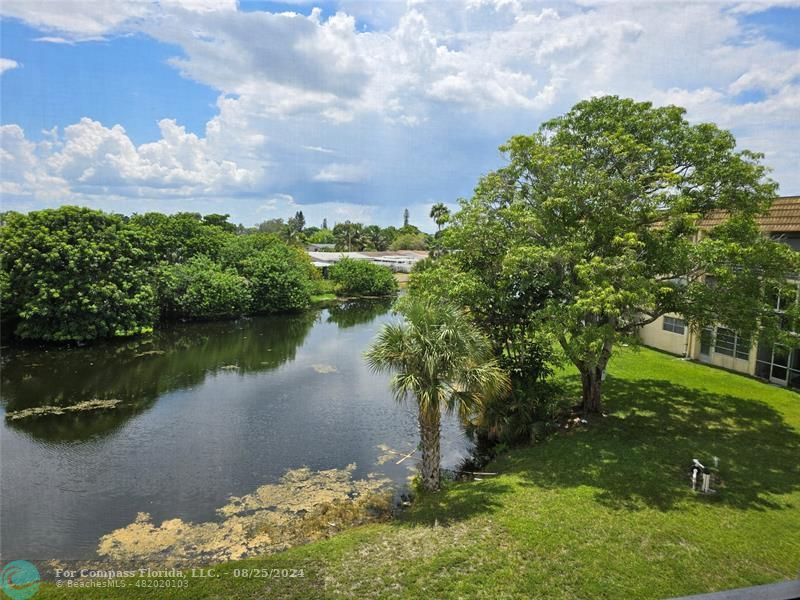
[418,409,442,492]
[580,366,603,414]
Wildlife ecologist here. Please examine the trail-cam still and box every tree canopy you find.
[0,207,325,341]
[1,206,157,341]
[423,96,796,413]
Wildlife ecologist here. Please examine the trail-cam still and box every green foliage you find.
[363,225,389,250]
[158,256,251,319]
[218,232,284,269]
[1,207,324,341]
[257,218,286,235]
[329,258,398,296]
[201,213,237,233]
[438,95,792,412]
[130,212,228,263]
[308,229,335,244]
[239,244,316,313]
[333,221,366,251]
[366,297,510,490]
[429,202,450,231]
[472,377,567,444]
[1,206,157,341]
[389,232,427,250]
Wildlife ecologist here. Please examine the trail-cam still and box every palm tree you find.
[365,298,510,491]
[429,203,450,232]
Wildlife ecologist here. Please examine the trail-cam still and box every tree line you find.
[0,208,397,342]
[256,215,429,252]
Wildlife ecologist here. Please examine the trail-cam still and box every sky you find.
[1,0,799,230]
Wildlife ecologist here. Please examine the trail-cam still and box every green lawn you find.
[40,347,800,599]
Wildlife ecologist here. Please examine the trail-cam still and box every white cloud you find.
[302,145,335,154]
[313,162,369,183]
[0,0,236,40]
[0,58,19,74]
[32,36,76,45]
[1,0,799,220]
[2,119,260,201]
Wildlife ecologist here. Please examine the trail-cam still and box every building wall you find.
[640,318,758,378]
[639,315,689,357]
[697,348,754,375]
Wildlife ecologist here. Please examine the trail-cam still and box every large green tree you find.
[130,212,228,263]
[333,221,365,251]
[366,298,510,491]
[1,206,157,341]
[447,96,796,413]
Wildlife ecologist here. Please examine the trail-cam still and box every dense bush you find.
[218,233,282,269]
[158,256,251,319]
[130,212,228,263]
[1,206,157,341]
[0,206,325,341]
[389,232,427,250]
[329,258,398,296]
[239,245,316,313]
[307,229,335,244]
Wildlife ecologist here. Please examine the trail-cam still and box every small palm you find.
[366,297,509,491]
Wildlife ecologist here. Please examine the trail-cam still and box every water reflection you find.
[1,300,474,562]
[326,298,394,329]
[1,311,318,441]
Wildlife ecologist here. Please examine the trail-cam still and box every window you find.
[713,327,750,361]
[735,332,751,361]
[700,328,712,355]
[662,316,686,335]
[714,328,736,356]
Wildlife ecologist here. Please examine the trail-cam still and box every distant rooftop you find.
[698,196,800,233]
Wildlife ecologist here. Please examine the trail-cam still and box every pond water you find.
[0,300,472,562]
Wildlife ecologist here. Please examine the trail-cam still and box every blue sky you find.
[1,0,799,230]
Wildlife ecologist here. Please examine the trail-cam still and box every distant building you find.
[639,196,800,390]
[306,243,336,252]
[306,250,428,274]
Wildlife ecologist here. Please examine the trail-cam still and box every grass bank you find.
[39,347,800,599]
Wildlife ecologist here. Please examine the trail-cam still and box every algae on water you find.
[4,399,122,421]
[97,464,392,566]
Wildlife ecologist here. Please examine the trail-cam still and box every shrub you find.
[329,258,398,296]
[158,256,251,319]
[389,233,427,250]
[473,378,568,444]
[239,245,315,313]
[0,206,157,341]
[308,229,335,244]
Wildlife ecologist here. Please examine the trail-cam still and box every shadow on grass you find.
[400,480,514,526]
[511,374,800,512]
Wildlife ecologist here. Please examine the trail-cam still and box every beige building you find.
[639,196,800,390]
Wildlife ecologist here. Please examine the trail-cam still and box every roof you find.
[306,250,429,264]
[698,196,800,233]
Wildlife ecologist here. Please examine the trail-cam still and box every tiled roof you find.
[697,196,800,233]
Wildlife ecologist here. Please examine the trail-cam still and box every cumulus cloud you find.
[0,58,19,74]
[2,119,260,201]
[1,0,799,222]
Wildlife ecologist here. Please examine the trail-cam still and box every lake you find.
[0,300,472,562]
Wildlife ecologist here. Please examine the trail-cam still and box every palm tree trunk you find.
[418,409,442,491]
